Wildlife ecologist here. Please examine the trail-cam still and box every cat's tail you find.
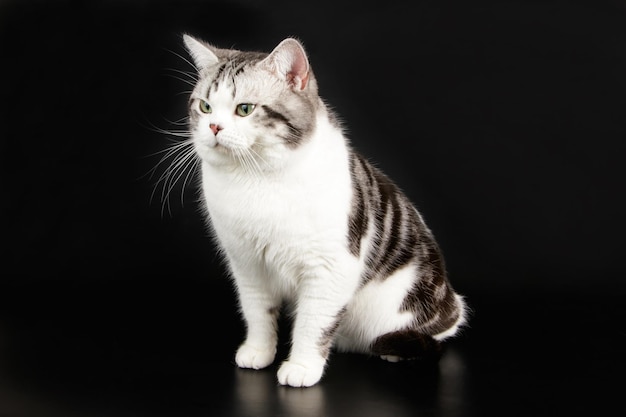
[371,330,442,362]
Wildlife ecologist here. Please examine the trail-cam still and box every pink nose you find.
[209,123,222,135]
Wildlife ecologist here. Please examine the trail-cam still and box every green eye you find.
[199,100,212,114]
[236,103,256,117]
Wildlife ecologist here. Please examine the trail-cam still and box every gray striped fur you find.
[348,152,463,338]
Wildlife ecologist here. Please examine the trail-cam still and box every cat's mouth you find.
[213,136,234,152]
[212,131,249,152]
[198,134,227,151]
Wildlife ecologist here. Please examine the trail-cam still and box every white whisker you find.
[176,90,195,97]
[143,117,198,217]
[179,158,200,205]
[158,146,196,198]
[140,46,203,217]
[162,116,190,126]
[141,119,191,138]
[242,147,264,178]
[164,72,197,88]
[164,67,198,83]
[161,147,198,214]
[165,47,199,73]
[248,145,270,172]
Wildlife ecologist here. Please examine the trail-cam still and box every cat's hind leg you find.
[333,263,420,356]
[371,329,442,362]
[334,263,451,362]
[369,290,467,362]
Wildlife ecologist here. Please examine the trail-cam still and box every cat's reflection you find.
[278,382,326,417]
[233,347,468,417]
[437,347,471,417]
[234,366,327,417]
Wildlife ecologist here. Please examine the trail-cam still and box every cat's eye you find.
[199,100,212,114]
[236,103,256,117]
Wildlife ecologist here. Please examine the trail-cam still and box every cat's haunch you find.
[181,34,468,387]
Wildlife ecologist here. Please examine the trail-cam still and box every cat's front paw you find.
[277,360,325,387]
[235,343,276,370]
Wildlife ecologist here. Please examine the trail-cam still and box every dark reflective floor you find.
[1,281,623,417]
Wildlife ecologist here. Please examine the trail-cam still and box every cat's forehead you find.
[201,51,265,82]
[196,51,276,100]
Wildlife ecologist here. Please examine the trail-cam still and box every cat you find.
[180,34,468,387]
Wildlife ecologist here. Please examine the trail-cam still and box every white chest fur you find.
[199,118,354,284]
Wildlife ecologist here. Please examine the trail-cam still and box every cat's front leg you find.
[277,305,344,387]
[277,269,354,387]
[232,268,281,370]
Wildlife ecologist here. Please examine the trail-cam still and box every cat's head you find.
[183,35,320,172]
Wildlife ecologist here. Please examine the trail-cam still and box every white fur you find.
[334,264,419,354]
[199,114,363,387]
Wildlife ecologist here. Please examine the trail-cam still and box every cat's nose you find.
[209,123,223,135]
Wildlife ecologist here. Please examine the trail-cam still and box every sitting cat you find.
[181,34,468,387]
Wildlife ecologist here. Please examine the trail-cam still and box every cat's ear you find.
[183,34,219,71]
[261,38,310,90]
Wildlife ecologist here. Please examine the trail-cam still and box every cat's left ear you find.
[183,34,219,71]
[261,38,310,90]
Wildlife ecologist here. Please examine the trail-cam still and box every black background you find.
[1,0,625,416]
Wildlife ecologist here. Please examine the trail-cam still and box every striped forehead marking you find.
[206,55,258,99]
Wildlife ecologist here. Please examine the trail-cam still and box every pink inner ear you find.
[288,51,309,90]
[287,70,310,90]
[274,39,309,90]
[265,39,311,90]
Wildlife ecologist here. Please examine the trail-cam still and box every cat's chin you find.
[197,144,263,171]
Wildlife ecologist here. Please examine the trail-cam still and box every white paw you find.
[380,355,404,363]
[235,343,276,370]
[277,360,324,387]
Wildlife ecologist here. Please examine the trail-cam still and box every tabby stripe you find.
[364,188,387,280]
[318,307,347,359]
[377,196,418,280]
[399,228,456,334]
[211,63,227,91]
[284,122,303,144]
[360,154,378,189]
[374,187,396,270]
[348,154,369,256]
[424,238,446,287]
[369,168,412,280]
[357,156,384,282]
[261,105,289,123]
[377,191,404,270]
[228,60,249,98]
[350,153,433,283]
[261,105,304,146]
[214,63,227,80]
[234,64,246,76]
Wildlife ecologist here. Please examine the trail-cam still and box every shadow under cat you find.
[233,345,469,417]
